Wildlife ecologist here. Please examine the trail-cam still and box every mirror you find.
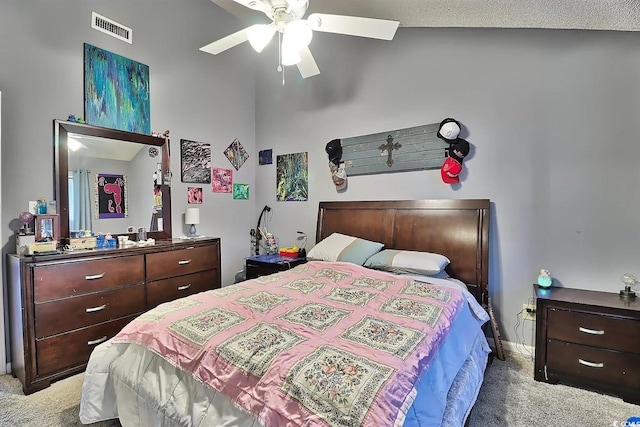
[54,120,172,241]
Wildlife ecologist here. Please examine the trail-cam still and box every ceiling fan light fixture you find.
[281,41,302,66]
[284,20,313,51]
[247,24,276,53]
[285,0,308,8]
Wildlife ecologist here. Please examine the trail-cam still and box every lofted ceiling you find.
[211,0,640,32]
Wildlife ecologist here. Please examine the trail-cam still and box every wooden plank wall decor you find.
[341,122,449,176]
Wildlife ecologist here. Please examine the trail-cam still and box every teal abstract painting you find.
[84,43,150,134]
[233,183,249,200]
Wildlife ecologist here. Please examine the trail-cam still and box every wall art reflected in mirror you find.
[54,120,172,241]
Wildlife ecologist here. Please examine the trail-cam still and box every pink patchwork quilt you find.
[112,261,463,427]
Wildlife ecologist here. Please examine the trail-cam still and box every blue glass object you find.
[538,274,552,288]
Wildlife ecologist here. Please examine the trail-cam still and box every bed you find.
[80,199,491,427]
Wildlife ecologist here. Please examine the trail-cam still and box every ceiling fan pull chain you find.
[278,32,285,85]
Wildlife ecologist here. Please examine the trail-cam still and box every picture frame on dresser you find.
[35,214,59,241]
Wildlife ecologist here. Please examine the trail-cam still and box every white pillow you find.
[307,233,384,266]
[364,249,450,276]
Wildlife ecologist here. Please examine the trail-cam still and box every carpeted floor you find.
[467,351,640,426]
[0,351,638,426]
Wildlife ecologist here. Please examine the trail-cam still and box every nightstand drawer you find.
[35,284,145,339]
[547,340,640,390]
[547,308,640,353]
[147,245,219,281]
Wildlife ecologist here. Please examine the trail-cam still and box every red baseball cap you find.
[441,157,462,184]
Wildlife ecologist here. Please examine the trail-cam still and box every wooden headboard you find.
[316,199,490,305]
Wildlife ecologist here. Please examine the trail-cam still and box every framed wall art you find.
[233,183,249,200]
[95,173,127,219]
[259,149,273,165]
[181,139,211,183]
[224,138,249,170]
[84,43,150,134]
[212,167,233,193]
[276,152,308,201]
[188,187,203,204]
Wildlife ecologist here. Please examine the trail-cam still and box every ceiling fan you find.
[200,0,400,79]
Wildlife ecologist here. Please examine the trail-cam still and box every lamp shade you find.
[185,208,200,225]
[281,40,302,66]
[283,21,312,51]
[247,24,276,53]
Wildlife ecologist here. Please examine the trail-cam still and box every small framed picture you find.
[35,214,60,242]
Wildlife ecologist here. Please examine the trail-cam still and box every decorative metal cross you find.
[379,134,402,167]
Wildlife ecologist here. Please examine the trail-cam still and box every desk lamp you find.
[185,207,200,237]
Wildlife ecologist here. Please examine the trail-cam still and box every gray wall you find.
[2,1,639,351]
[254,27,640,346]
[0,0,259,360]
[0,0,258,281]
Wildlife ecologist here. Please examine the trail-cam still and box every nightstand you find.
[245,254,307,279]
[534,284,640,404]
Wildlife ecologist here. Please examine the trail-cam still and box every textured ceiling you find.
[211,0,640,31]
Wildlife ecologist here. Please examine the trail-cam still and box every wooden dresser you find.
[7,237,220,394]
[534,285,640,404]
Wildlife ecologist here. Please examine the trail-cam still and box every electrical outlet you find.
[523,303,536,321]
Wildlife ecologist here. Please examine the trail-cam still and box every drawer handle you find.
[186,246,195,250]
[178,259,192,265]
[85,272,106,280]
[177,283,192,291]
[579,327,605,335]
[87,336,108,346]
[85,304,107,313]
[578,358,604,368]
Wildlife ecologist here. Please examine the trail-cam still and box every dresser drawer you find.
[547,308,640,353]
[35,284,145,339]
[146,245,219,281]
[36,315,135,377]
[33,255,144,302]
[146,269,220,309]
[547,340,640,390]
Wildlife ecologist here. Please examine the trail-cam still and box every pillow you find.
[307,233,384,265]
[364,249,450,276]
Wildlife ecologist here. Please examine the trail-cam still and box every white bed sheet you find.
[80,276,489,427]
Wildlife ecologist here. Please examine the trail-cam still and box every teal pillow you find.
[307,233,384,266]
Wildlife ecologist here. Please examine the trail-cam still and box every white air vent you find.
[91,12,132,44]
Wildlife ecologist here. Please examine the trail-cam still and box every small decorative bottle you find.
[37,197,48,215]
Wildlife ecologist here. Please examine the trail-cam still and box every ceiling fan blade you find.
[199,27,251,55]
[307,13,399,40]
[297,47,320,78]
[231,0,266,11]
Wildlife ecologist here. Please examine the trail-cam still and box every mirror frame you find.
[54,119,172,241]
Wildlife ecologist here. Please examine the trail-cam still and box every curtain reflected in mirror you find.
[69,169,92,232]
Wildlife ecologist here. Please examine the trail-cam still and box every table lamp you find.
[185,207,200,237]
